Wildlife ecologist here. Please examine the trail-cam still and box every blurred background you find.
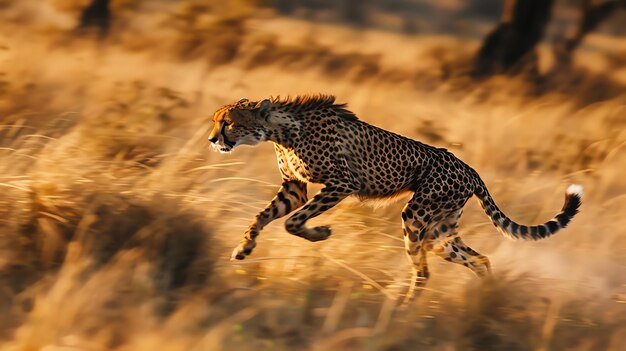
[0,1,625,350]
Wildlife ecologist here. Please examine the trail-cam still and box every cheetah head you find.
[208,98,272,154]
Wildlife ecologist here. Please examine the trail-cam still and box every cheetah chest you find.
[281,148,334,184]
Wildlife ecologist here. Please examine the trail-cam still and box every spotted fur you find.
[208,94,582,302]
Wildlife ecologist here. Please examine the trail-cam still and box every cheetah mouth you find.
[210,125,236,153]
[211,141,233,154]
[219,139,235,153]
[210,140,234,154]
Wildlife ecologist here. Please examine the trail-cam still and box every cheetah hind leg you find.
[429,210,492,277]
[433,236,492,278]
[401,248,429,306]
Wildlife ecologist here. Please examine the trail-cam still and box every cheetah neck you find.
[263,109,303,148]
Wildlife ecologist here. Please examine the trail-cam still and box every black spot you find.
[450,252,457,258]
[510,222,519,233]
[502,218,510,228]
[556,213,569,227]
[284,199,292,213]
[537,225,547,236]
[546,221,559,233]
[277,193,286,202]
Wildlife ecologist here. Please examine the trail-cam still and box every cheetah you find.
[208,95,582,302]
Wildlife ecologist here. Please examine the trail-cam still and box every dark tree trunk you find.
[563,0,621,53]
[275,0,295,14]
[474,0,554,76]
[78,0,111,37]
[339,0,367,26]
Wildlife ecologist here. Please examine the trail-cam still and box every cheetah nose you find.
[208,136,218,143]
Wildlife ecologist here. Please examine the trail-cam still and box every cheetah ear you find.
[256,99,271,120]
[238,97,249,104]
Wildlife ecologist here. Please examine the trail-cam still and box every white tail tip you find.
[566,184,584,197]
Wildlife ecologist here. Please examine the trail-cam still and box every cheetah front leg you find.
[284,184,353,241]
[232,180,307,260]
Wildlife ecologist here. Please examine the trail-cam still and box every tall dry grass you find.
[0,1,625,350]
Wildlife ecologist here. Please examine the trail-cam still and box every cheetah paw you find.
[303,226,332,242]
[231,239,256,261]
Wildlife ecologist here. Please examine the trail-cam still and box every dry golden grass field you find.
[0,1,625,350]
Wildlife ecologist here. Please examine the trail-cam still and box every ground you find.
[0,1,624,350]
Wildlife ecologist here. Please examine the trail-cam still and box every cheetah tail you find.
[474,183,582,240]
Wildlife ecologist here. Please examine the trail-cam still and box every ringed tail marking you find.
[475,183,582,240]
